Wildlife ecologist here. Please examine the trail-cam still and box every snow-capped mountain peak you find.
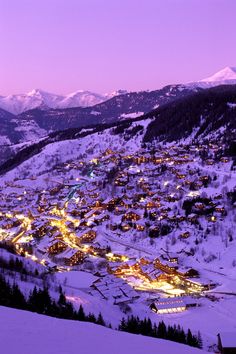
[105,89,128,98]
[58,90,105,109]
[28,88,43,96]
[200,66,236,83]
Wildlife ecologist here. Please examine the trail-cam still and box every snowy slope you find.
[0,89,122,115]
[0,119,151,180]
[0,89,64,115]
[200,66,236,83]
[188,66,236,88]
[0,306,208,354]
[57,90,106,109]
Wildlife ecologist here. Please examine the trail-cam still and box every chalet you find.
[176,173,186,179]
[64,250,85,266]
[215,205,225,214]
[150,298,186,314]
[135,221,145,231]
[188,213,198,223]
[153,157,163,164]
[48,240,67,255]
[94,213,110,225]
[148,225,160,238]
[106,198,125,210]
[184,268,199,278]
[220,157,229,163]
[114,206,127,215]
[180,231,190,239]
[122,211,141,222]
[218,332,236,354]
[199,175,210,182]
[91,275,139,303]
[79,230,97,243]
[146,201,161,208]
[193,181,203,189]
[109,223,118,231]
[167,254,179,264]
[1,218,21,229]
[121,223,132,232]
[92,200,104,209]
[104,148,115,156]
[115,178,128,186]
[194,202,205,210]
[176,215,186,222]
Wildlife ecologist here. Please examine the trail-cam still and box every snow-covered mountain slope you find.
[14,84,199,137]
[0,108,22,145]
[0,119,151,178]
[188,66,236,88]
[105,89,128,99]
[201,66,236,83]
[144,84,236,144]
[57,90,106,109]
[0,89,64,115]
[0,89,125,115]
[0,306,207,354]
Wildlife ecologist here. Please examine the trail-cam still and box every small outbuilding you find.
[218,332,236,354]
[150,298,186,314]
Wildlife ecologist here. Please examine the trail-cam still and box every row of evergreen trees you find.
[0,274,105,325]
[0,273,202,349]
[0,255,39,276]
[119,315,202,349]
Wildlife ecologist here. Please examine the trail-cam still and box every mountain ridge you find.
[1,66,236,114]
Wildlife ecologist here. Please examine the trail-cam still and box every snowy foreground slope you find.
[0,306,207,354]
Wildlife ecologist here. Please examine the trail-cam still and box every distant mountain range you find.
[1,67,236,115]
[0,89,128,115]
[0,84,201,146]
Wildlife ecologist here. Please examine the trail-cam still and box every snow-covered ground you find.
[0,306,208,354]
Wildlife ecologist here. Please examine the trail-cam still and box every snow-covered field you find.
[0,306,208,354]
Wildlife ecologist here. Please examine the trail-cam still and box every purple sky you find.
[1,0,236,95]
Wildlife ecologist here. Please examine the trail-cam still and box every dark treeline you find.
[0,255,39,277]
[0,274,105,326]
[119,315,202,349]
[0,241,16,253]
[143,84,236,145]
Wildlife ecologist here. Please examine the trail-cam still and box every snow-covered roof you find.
[219,332,236,347]
[155,298,186,310]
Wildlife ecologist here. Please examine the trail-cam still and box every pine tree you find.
[197,331,203,349]
[11,283,26,309]
[187,329,194,346]
[119,317,127,331]
[157,321,167,339]
[58,292,66,306]
[77,305,86,321]
[87,312,96,323]
[97,312,105,326]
